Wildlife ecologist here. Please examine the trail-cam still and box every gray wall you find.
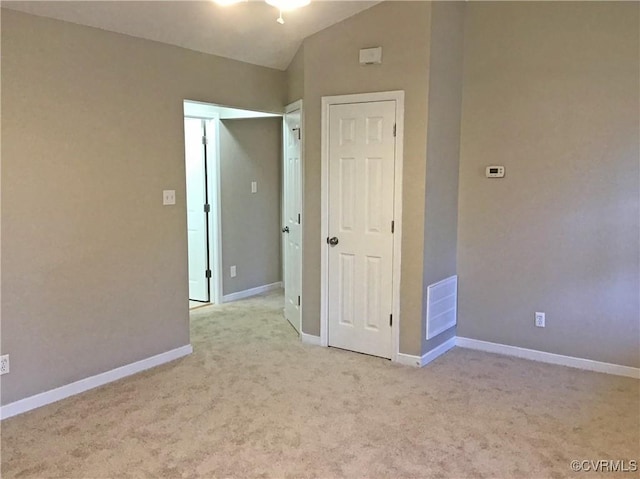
[457,2,640,367]
[219,118,283,296]
[422,1,465,355]
[297,1,432,356]
[1,10,286,405]
[286,44,305,105]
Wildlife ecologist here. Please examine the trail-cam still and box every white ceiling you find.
[3,0,380,70]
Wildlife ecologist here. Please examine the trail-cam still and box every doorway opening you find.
[183,100,283,309]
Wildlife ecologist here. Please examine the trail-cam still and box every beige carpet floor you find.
[1,291,638,479]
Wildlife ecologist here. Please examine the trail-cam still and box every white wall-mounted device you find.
[485,166,505,178]
[163,189,176,205]
[359,47,382,65]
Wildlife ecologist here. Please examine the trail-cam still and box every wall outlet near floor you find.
[251,181,257,194]
[0,355,10,375]
[162,190,176,205]
[535,312,546,328]
[230,265,237,278]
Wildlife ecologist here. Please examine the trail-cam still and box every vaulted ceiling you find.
[3,1,380,70]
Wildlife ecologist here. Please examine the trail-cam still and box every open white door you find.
[325,100,397,359]
[283,102,303,333]
[184,118,210,302]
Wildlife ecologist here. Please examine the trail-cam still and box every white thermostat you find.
[485,166,505,178]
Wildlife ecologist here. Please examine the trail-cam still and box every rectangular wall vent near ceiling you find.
[426,275,458,340]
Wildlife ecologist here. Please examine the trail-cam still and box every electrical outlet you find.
[251,181,257,194]
[0,355,10,375]
[230,265,237,278]
[162,190,176,205]
[535,312,546,328]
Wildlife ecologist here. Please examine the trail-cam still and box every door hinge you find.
[204,204,211,213]
[298,213,301,224]
[202,135,208,145]
[393,123,397,137]
[391,220,394,233]
[293,127,301,140]
[205,269,212,279]
[297,295,301,306]
[389,314,393,326]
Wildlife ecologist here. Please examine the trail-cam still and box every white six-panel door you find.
[184,118,210,302]
[283,107,302,333]
[327,100,396,359]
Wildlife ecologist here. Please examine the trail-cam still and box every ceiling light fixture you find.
[265,0,310,12]
[213,0,310,24]
[213,0,245,6]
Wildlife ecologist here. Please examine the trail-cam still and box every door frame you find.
[184,114,223,305]
[320,91,404,363]
[282,100,304,331]
[208,117,224,305]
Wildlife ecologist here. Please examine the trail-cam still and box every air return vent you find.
[426,275,457,340]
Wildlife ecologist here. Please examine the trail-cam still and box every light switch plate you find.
[163,190,176,205]
[251,181,257,194]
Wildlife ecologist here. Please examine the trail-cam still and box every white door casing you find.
[205,118,223,305]
[326,100,397,359]
[184,117,210,302]
[283,101,303,333]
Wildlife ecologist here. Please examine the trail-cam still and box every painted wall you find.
[1,10,286,405]
[286,44,305,105]
[458,2,640,367]
[421,1,465,354]
[298,1,432,356]
[219,118,283,296]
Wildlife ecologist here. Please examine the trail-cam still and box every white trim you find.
[396,337,456,368]
[209,117,223,305]
[222,281,283,303]
[422,337,457,366]
[456,337,640,379]
[320,91,405,361]
[0,345,193,420]
[395,353,423,368]
[301,332,322,346]
[285,99,303,115]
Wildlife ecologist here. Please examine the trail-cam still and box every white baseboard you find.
[0,344,193,420]
[422,337,457,366]
[301,332,322,346]
[222,281,282,303]
[395,337,456,367]
[456,337,640,379]
[395,352,423,367]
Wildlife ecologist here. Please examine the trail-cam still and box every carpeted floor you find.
[1,291,638,478]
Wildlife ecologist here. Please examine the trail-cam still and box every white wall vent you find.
[426,275,458,340]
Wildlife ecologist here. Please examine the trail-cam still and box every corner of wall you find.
[420,0,465,357]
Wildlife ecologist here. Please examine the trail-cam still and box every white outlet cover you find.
[251,181,257,194]
[230,265,237,278]
[163,190,176,205]
[0,354,10,375]
[535,312,545,328]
